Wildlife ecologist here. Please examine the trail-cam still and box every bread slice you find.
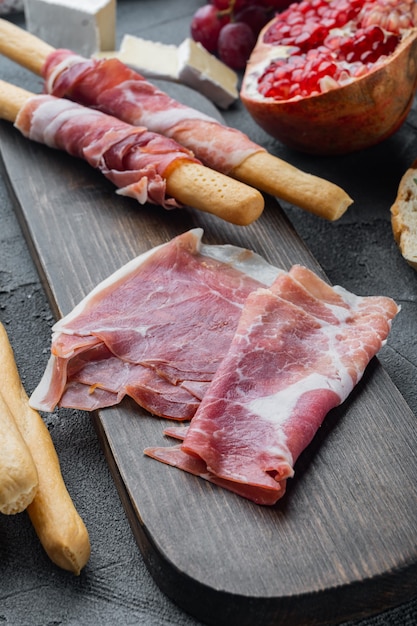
[391,160,417,271]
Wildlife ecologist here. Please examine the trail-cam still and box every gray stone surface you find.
[0,2,416,625]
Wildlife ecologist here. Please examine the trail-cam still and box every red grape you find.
[234,5,270,37]
[191,4,230,53]
[256,0,295,8]
[211,0,253,13]
[190,1,300,70]
[233,0,254,10]
[211,0,232,9]
[218,21,256,69]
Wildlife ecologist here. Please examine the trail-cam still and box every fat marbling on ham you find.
[41,50,264,174]
[29,229,282,419]
[14,93,200,209]
[145,265,399,505]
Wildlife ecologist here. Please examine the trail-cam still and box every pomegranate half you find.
[241,0,417,155]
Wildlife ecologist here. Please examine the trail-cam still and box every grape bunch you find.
[190,0,295,70]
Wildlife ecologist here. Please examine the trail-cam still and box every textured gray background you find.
[0,1,416,624]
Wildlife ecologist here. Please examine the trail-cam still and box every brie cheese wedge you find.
[23,0,116,57]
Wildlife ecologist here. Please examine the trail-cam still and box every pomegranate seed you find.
[258,0,416,101]
[286,12,303,25]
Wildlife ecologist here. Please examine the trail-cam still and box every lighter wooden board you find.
[1,86,416,624]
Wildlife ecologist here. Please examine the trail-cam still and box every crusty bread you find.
[391,160,417,271]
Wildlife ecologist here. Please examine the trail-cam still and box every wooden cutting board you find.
[1,81,416,626]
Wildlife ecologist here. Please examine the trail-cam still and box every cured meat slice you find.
[29,229,282,418]
[14,93,200,209]
[60,344,201,418]
[145,267,399,505]
[41,50,264,174]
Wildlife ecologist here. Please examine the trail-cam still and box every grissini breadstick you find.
[0,17,54,75]
[165,160,264,225]
[0,390,38,515]
[231,151,351,221]
[0,18,353,221]
[0,322,90,575]
[0,80,31,122]
[0,78,264,226]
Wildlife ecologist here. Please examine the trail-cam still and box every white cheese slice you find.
[98,35,238,109]
[177,38,238,110]
[119,36,180,82]
[23,0,116,57]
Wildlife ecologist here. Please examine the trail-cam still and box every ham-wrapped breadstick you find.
[0,79,264,225]
[0,18,353,220]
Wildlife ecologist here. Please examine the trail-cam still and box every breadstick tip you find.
[232,152,353,221]
[167,161,264,225]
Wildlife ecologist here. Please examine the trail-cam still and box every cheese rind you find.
[103,35,238,109]
[23,0,116,57]
[177,39,238,110]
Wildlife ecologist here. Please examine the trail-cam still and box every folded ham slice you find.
[145,266,399,505]
[29,229,282,417]
[30,228,398,505]
[14,93,200,209]
[41,50,264,174]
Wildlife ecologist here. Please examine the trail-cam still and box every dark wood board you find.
[0,79,417,626]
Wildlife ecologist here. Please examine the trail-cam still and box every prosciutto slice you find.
[29,229,282,418]
[41,50,264,174]
[145,266,399,505]
[14,94,200,209]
